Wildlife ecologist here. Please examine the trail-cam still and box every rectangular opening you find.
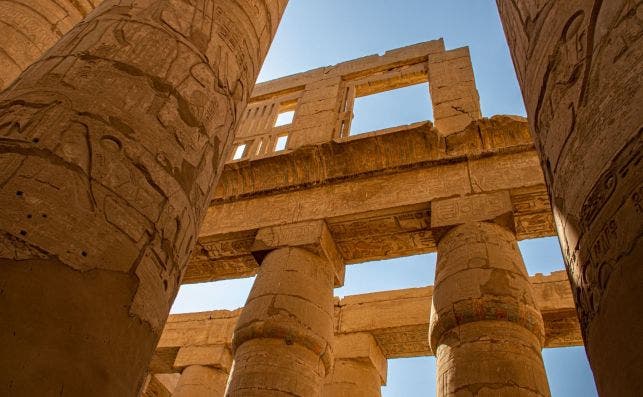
[274,110,295,126]
[274,134,288,151]
[334,253,435,297]
[518,236,566,275]
[231,143,247,160]
[171,277,255,313]
[350,82,432,136]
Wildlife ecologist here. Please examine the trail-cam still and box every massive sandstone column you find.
[429,217,550,395]
[0,1,286,396]
[323,333,387,397]
[227,221,342,396]
[496,1,642,395]
[0,0,101,91]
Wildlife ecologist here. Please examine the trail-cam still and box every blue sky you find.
[172,1,598,395]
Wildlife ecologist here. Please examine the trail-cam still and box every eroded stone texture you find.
[0,0,100,90]
[0,0,285,395]
[496,1,642,395]
[429,222,550,397]
[227,246,335,396]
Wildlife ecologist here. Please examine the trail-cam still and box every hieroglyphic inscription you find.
[497,2,642,393]
[431,191,513,228]
[0,1,285,394]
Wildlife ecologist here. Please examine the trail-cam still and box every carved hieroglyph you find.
[0,0,101,90]
[0,1,286,395]
[497,1,642,395]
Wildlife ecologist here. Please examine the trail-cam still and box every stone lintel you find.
[431,191,515,236]
[150,272,580,373]
[334,333,387,384]
[173,345,232,373]
[251,220,345,286]
[250,39,446,99]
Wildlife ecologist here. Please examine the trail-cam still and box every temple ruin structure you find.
[0,1,640,396]
[142,40,583,397]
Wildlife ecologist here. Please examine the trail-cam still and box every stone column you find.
[0,0,101,91]
[323,333,387,397]
[429,194,550,397]
[496,2,642,395]
[227,221,343,396]
[0,1,287,396]
[172,345,232,397]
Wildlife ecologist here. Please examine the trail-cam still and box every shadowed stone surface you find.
[496,1,642,395]
[0,0,286,395]
[0,0,101,90]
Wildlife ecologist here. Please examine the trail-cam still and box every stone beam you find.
[186,117,555,283]
[249,39,446,100]
[150,271,581,372]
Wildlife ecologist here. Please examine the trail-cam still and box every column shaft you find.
[173,365,228,397]
[323,359,382,397]
[496,2,642,395]
[0,1,286,396]
[0,1,100,90]
[227,246,335,396]
[430,222,550,397]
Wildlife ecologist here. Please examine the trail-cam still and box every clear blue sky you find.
[172,1,598,395]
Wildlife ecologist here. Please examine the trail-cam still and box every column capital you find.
[334,333,387,385]
[251,220,345,286]
[173,344,232,373]
[430,191,515,241]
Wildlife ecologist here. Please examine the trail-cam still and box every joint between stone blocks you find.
[251,220,345,286]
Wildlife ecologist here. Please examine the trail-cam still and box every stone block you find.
[334,333,387,384]
[252,220,345,286]
[173,345,232,372]
[431,191,513,228]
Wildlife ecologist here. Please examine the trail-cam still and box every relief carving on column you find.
[0,0,284,329]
